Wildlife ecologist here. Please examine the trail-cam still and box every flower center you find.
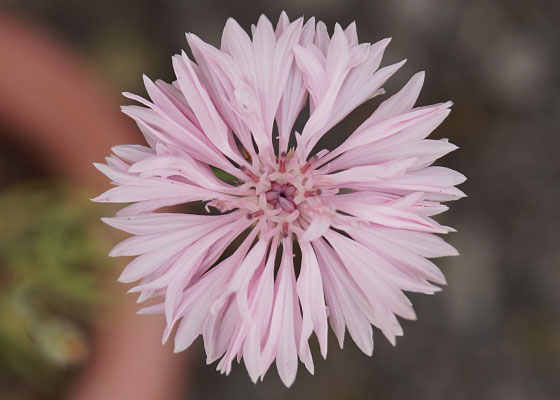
[265,182,297,212]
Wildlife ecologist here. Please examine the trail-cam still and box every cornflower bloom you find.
[93,12,465,386]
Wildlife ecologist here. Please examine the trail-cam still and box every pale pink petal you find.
[366,225,459,258]
[261,238,299,386]
[329,198,450,234]
[325,230,417,320]
[127,154,237,193]
[276,17,315,152]
[313,239,375,354]
[299,211,332,242]
[297,242,328,357]
[220,239,269,320]
[111,144,154,164]
[344,21,358,46]
[172,52,243,164]
[186,34,255,154]
[367,71,425,124]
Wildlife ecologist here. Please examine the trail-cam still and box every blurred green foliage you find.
[0,183,112,398]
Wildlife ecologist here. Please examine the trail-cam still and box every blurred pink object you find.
[94,12,465,387]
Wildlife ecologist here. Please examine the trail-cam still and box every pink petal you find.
[299,211,332,241]
[313,239,375,354]
[297,242,328,357]
[261,238,299,387]
[172,52,243,164]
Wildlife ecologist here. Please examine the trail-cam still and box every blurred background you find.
[0,0,558,399]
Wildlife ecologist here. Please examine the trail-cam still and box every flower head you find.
[93,12,465,386]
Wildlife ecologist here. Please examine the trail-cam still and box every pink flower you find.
[93,12,465,386]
